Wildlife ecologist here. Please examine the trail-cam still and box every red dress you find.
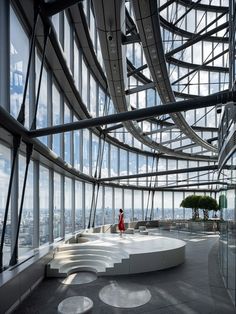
[118,212,125,231]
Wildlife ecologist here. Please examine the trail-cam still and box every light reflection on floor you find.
[61,272,97,285]
[99,281,151,308]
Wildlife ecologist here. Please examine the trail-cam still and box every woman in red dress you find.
[118,208,125,237]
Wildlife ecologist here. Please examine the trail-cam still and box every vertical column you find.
[47,71,53,149]
[11,153,18,256]
[82,182,85,229]
[70,20,74,76]
[112,188,115,224]
[172,191,174,220]
[141,190,144,221]
[33,160,39,248]
[89,131,92,176]
[71,179,75,233]
[131,189,134,222]
[29,40,35,128]
[60,91,64,161]
[122,188,124,211]
[127,152,129,186]
[229,1,236,89]
[117,148,120,177]
[0,0,10,112]
[183,192,186,219]
[59,12,64,49]
[70,113,74,168]
[49,169,53,243]
[107,143,111,178]
[61,176,65,238]
[80,129,83,172]
[102,185,105,226]
[161,191,164,220]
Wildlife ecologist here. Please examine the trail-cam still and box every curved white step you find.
[48,265,102,278]
[55,248,127,257]
[49,254,122,268]
[59,259,113,271]
[57,244,121,252]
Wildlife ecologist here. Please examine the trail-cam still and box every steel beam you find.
[122,33,140,45]
[165,22,229,58]
[97,165,218,182]
[126,82,155,95]
[41,0,82,16]
[27,90,236,138]
[160,16,228,43]
[174,143,197,152]
[159,0,176,12]
[127,64,148,77]
[171,49,229,85]
[158,181,227,189]
[173,0,201,26]
[207,136,218,143]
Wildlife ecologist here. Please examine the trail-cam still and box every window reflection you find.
[75,181,84,230]
[0,144,11,267]
[65,177,72,234]
[18,155,34,256]
[39,166,49,245]
[36,53,48,145]
[54,172,61,239]
[10,7,29,127]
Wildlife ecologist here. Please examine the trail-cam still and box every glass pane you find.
[54,172,61,239]
[104,187,113,224]
[65,177,72,234]
[124,189,132,222]
[10,7,29,127]
[39,166,49,245]
[18,155,34,257]
[75,181,84,230]
[52,83,61,156]
[0,144,11,267]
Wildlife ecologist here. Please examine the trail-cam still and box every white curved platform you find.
[47,233,186,277]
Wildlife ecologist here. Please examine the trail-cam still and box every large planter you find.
[188,221,217,232]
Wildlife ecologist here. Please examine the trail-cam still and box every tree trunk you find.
[203,209,208,220]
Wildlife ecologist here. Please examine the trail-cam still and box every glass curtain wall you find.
[18,155,34,256]
[0,1,228,270]
[0,144,11,266]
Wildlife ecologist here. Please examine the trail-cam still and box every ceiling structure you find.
[91,0,228,161]
[5,0,230,191]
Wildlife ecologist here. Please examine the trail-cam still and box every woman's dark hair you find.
[119,208,123,213]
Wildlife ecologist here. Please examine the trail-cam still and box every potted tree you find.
[199,196,219,219]
[180,195,201,220]
[199,196,219,231]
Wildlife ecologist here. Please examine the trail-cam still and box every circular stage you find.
[48,232,186,277]
[97,233,186,275]
[78,233,186,276]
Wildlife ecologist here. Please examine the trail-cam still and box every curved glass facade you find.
[0,3,235,306]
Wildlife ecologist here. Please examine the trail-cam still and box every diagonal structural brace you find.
[28,90,236,137]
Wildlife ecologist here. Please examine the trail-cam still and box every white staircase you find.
[47,242,130,277]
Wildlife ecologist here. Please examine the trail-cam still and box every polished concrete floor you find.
[13,229,236,314]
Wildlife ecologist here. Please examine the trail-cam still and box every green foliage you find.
[180,195,219,220]
[199,196,219,220]
[199,196,219,211]
[180,195,202,219]
[180,195,201,209]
